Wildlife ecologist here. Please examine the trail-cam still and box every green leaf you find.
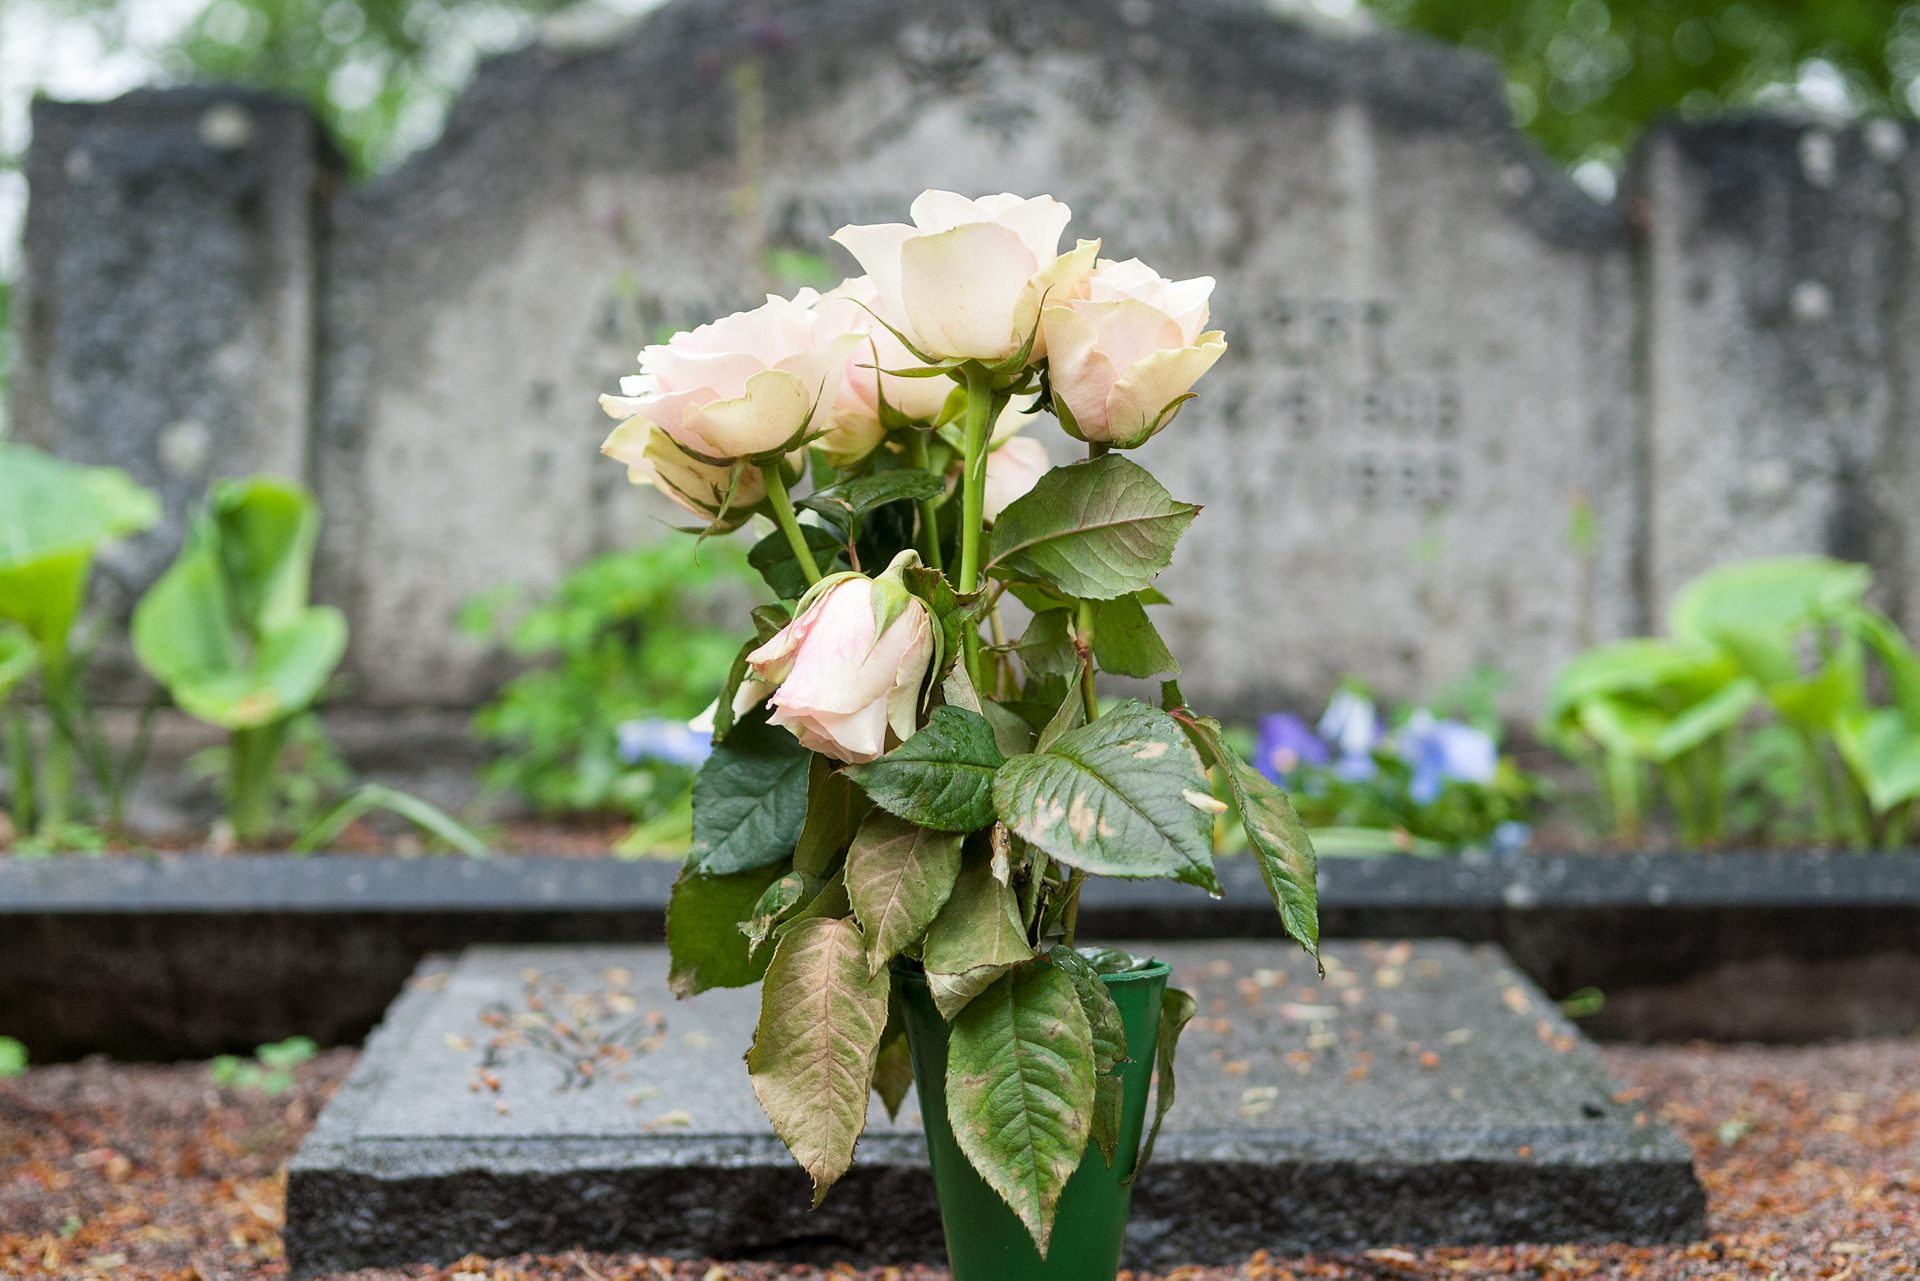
[846,811,964,976]
[0,442,159,662]
[666,860,789,997]
[794,755,870,877]
[947,963,1095,1255]
[0,623,37,703]
[1171,708,1319,963]
[984,455,1197,601]
[982,700,1037,758]
[872,998,914,1120]
[1093,594,1179,678]
[740,870,821,959]
[1016,610,1079,680]
[746,917,891,1205]
[1127,986,1197,1184]
[1834,709,1920,814]
[800,471,944,522]
[845,706,1005,833]
[1050,946,1127,1166]
[993,701,1222,892]
[0,1036,25,1078]
[748,522,847,599]
[132,478,345,729]
[921,855,1034,1018]
[691,717,811,874]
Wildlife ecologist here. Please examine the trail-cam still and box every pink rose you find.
[1039,257,1227,448]
[600,290,858,467]
[599,418,771,529]
[832,191,1098,364]
[737,552,934,763]
[813,276,955,465]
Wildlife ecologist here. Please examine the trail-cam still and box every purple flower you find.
[1317,689,1380,781]
[1253,713,1330,783]
[616,717,713,769]
[1397,710,1497,804]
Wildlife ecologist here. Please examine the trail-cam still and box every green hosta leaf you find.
[1671,555,1871,684]
[691,718,811,873]
[0,624,37,702]
[993,700,1221,892]
[746,917,890,1205]
[1127,986,1197,1184]
[984,455,1198,601]
[0,442,160,658]
[1093,594,1179,678]
[1050,946,1127,1166]
[741,870,820,960]
[845,706,1006,833]
[800,470,944,522]
[748,522,847,599]
[1834,709,1920,814]
[846,811,964,976]
[947,963,1095,1255]
[132,478,345,729]
[666,860,789,997]
[1016,610,1078,680]
[1171,706,1319,963]
[922,855,1034,1018]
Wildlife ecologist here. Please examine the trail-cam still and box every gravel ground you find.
[1,1041,1915,1280]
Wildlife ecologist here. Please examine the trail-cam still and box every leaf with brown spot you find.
[845,811,963,977]
[947,962,1095,1255]
[746,917,890,1204]
[993,700,1221,892]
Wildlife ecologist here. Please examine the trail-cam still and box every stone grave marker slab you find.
[285,940,1702,1276]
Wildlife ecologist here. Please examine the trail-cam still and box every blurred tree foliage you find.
[1374,0,1920,168]
[8,0,1918,176]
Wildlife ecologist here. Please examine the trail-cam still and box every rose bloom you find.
[1040,257,1227,448]
[600,289,857,473]
[599,418,770,529]
[833,191,1098,364]
[736,554,934,763]
[812,276,955,466]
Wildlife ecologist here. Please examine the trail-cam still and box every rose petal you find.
[1104,334,1228,446]
[681,368,815,458]
[830,222,916,326]
[1012,238,1100,361]
[898,223,1039,362]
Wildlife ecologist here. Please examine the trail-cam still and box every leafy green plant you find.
[0,1036,26,1078]
[612,195,1317,1255]
[1550,554,1920,849]
[0,442,161,836]
[209,1036,317,1095]
[293,783,489,856]
[133,477,347,845]
[460,540,754,825]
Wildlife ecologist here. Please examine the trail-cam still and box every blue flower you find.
[1397,710,1497,805]
[616,717,713,769]
[1491,821,1532,855]
[1253,713,1330,784]
[1317,689,1380,781]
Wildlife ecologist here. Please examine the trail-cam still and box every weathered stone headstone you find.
[12,0,1919,724]
[284,940,1702,1276]
[11,89,338,614]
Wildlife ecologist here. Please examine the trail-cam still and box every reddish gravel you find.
[1,1041,1915,1279]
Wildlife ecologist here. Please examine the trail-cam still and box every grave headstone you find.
[285,939,1702,1276]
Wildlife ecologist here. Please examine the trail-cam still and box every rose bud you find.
[735,551,935,763]
[599,418,771,530]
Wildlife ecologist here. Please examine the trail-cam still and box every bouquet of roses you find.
[598,191,1318,1258]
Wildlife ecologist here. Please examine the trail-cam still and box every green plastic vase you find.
[898,958,1171,1281]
